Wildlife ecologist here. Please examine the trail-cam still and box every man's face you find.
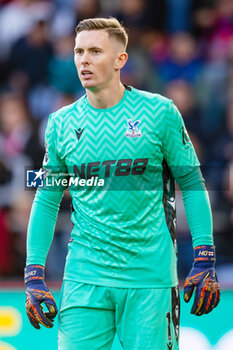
[74,29,122,91]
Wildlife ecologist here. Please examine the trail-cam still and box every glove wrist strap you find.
[24,264,45,285]
[194,245,215,266]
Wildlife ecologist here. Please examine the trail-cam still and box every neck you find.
[86,82,126,109]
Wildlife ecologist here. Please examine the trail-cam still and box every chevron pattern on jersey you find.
[43,87,200,285]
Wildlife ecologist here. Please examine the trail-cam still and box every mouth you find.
[81,70,93,80]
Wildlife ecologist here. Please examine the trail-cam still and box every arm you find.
[176,167,213,248]
[161,100,220,315]
[25,113,67,329]
[176,168,220,315]
[26,189,64,266]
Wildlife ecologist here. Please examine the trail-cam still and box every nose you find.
[80,51,90,65]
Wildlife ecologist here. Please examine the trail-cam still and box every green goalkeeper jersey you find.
[34,86,201,288]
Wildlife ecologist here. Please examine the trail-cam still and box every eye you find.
[92,49,100,54]
[75,49,83,55]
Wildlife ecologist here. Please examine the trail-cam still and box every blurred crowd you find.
[0,0,232,284]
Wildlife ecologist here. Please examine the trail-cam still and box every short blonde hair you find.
[76,17,128,50]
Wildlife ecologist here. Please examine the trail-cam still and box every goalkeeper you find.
[25,17,220,350]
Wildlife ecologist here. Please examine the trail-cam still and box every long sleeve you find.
[26,189,64,266]
[176,167,213,247]
[26,112,67,266]
[160,100,213,247]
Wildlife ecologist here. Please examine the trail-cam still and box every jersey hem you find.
[62,276,178,289]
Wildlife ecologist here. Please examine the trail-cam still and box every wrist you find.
[193,245,215,267]
[24,264,45,285]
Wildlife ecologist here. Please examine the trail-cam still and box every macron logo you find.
[75,128,84,141]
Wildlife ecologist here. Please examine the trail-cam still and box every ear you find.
[115,52,128,71]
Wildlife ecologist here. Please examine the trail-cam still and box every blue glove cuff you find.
[24,264,45,285]
[194,245,215,267]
